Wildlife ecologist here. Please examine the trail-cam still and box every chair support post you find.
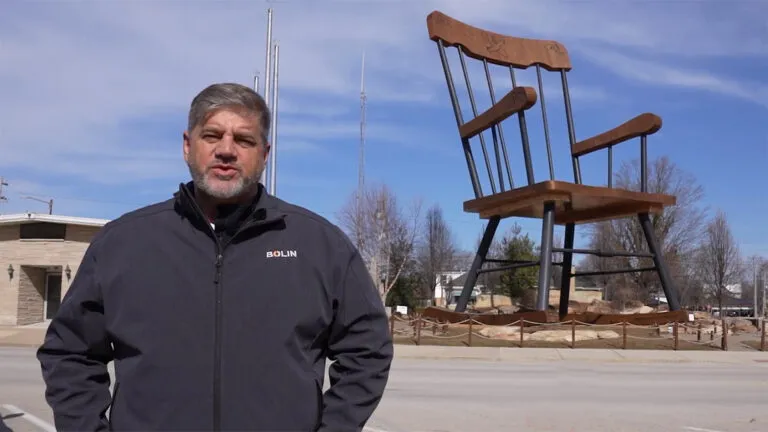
[536,202,556,311]
[536,65,555,181]
[561,71,581,184]
[558,223,576,319]
[638,212,681,311]
[455,216,501,313]
[640,135,648,193]
[435,41,483,199]
[509,67,535,185]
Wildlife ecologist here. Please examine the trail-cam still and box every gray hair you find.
[187,82,271,145]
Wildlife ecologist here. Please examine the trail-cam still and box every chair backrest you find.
[427,10,584,200]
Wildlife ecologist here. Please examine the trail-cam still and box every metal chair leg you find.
[536,202,555,311]
[558,223,575,319]
[455,216,500,313]
[638,212,681,311]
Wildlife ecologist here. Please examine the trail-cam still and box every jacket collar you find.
[173,181,285,231]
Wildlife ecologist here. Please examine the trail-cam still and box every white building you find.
[433,270,483,306]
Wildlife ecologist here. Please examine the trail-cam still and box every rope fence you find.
[389,313,767,352]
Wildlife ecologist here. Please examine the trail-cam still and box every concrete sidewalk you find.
[394,344,768,364]
[3,325,766,365]
[0,326,45,347]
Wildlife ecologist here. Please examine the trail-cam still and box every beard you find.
[187,160,261,200]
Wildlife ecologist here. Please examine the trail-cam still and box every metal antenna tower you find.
[356,51,367,251]
[358,52,366,198]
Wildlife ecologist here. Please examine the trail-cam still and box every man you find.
[37,82,394,431]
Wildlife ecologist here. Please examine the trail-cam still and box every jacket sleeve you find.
[319,250,393,432]
[36,240,114,432]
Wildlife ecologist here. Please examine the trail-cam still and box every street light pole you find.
[22,196,53,214]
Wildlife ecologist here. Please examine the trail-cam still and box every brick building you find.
[0,213,108,326]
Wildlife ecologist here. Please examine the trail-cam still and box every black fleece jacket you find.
[36,182,393,431]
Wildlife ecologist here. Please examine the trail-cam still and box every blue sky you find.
[1,0,766,262]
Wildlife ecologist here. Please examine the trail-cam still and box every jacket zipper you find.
[213,250,223,431]
[211,219,280,431]
[179,186,284,431]
[179,188,226,431]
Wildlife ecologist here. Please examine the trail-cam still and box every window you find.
[19,222,66,240]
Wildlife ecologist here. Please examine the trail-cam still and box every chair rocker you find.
[426,11,682,318]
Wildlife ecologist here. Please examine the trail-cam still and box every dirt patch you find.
[420,306,547,327]
[562,310,689,325]
[395,322,720,351]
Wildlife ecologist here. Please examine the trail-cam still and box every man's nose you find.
[215,135,237,158]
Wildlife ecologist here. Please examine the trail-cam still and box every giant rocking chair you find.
[427,11,682,317]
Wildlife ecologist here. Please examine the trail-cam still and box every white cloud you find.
[582,49,768,108]
[436,0,768,58]
[0,0,762,188]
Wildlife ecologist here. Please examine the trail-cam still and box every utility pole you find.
[0,177,7,204]
[762,265,767,318]
[755,259,759,319]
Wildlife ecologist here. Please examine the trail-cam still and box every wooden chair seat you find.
[464,180,676,225]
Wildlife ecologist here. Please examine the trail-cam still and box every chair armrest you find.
[571,113,662,157]
[459,86,537,139]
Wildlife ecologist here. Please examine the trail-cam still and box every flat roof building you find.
[0,212,109,326]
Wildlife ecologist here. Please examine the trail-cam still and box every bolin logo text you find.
[266,250,298,258]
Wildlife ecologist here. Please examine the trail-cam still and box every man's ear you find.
[182,131,191,163]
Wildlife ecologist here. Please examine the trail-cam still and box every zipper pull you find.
[214,254,223,284]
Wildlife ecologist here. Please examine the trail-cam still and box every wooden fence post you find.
[761,320,765,352]
[571,319,576,349]
[389,314,395,336]
[467,314,473,347]
[416,316,422,346]
[673,321,679,351]
[520,319,525,348]
[697,322,702,342]
[622,321,627,350]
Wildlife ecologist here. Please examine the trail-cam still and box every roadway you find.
[1,346,766,432]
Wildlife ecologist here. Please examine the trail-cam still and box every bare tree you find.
[673,247,706,308]
[416,204,456,304]
[582,156,707,304]
[338,183,423,302]
[699,210,742,313]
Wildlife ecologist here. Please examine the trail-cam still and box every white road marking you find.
[2,404,56,432]
[1,404,393,432]
[683,427,726,432]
